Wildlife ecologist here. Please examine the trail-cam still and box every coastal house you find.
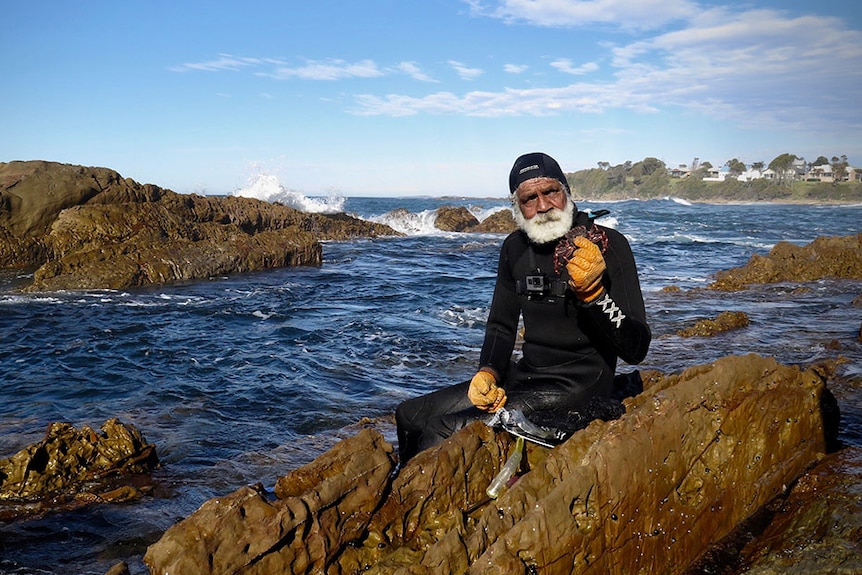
[666,158,858,183]
[702,166,727,182]
[669,164,691,178]
[807,164,834,182]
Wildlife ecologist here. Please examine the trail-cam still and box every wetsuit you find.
[396,210,651,462]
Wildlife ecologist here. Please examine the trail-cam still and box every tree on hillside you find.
[641,157,665,176]
[597,161,610,171]
[831,155,848,182]
[751,161,764,172]
[812,155,830,166]
[629,157,666,184]
[726,158,746,177]
[768,153,798,184]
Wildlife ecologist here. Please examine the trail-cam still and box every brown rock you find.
[702,447,862,574]
[104,561,131,575]
[0,418,158,521]
[470,209,517,233]
[144,354,833,575]
[709,233,862,291]
[435,206,480,232]
[677,310,750,337]
[144,427,397,575]
[1,161,400,291]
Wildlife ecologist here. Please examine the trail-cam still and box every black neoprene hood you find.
[509,152,570,194]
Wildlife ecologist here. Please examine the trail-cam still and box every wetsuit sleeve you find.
[478,238,520,378]
[580,229,651,365]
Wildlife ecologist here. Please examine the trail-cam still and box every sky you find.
[2,0,861,197]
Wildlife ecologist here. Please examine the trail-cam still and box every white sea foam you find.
[369,209,442,235]
[664,196,693,206]
[233,173,345,214]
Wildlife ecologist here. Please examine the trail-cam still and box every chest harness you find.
[515,210,610,302]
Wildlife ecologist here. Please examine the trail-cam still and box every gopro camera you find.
[524,272,549,299]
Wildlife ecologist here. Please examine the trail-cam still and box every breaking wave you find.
[233,173,345,214]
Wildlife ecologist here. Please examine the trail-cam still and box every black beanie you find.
[509,152,570,194]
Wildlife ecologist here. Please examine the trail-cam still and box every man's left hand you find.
[566,236,606,302]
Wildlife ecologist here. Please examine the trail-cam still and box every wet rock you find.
[435,206,480,232]
[144,354,834,574]
[144,427,397,575]
[677,310,750,337]
[688,447,862,575]
[734,446,862,574]
[470,209,517,233]
[0,161,400,291]
[0,418,158,521]
[709,233,862,291]
[105,561,131,575]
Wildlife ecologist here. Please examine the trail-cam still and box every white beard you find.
[512,195,575,245]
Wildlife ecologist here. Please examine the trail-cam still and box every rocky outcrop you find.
[0,418,158,522]
[469,208,516,233]
[709,233,862,291]
[434,206,517,234]
[728,447,862,574]
[435,206,480,232]
[144,354,835,575]
[677,310,750,337]
[0,161,400,291]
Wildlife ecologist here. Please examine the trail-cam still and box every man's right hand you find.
[468,371,507,412]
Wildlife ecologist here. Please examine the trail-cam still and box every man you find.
[395,152,651,462]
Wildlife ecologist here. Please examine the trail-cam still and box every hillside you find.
[567,168,862,203]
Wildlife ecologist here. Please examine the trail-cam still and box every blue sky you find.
[3,0,861,197]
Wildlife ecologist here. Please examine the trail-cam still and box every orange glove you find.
[467,370,507,412]
[566,235,607,302]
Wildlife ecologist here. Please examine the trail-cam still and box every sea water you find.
[1,188,861,574]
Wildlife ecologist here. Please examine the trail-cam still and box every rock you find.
[0,418,158,521]
[144,427,397,575]
[689,447,862,575]
[144,354,835,574]
[709,233,862,291]
[736,446,862,574]
[470,209,517,233]
[435,206,480,232]
[677,310,750,337]
[104,561,131,575]
[0,161,400,291]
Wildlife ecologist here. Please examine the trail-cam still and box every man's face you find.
[514,177,567,219]
[512,177,574,244]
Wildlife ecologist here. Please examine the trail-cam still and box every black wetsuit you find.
[395,211,651,462]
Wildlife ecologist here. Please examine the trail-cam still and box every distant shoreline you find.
[575,196,862,206]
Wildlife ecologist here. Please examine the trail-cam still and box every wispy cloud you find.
[352,83,622,117]
[550,59,599,75]
[504,63,528,74]
[448,60,484,80]
[463,0,697,30]
[396,61,437,82]
[262,59,384,81]
[169,54,277,73]
[355,3,862,136]
[171,55,437,83]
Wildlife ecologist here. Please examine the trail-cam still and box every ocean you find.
[1,189,861,574]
